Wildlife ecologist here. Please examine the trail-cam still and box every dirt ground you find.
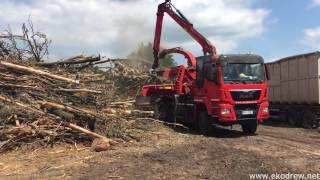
[0,120,319,180]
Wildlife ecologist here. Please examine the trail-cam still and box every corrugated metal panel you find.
[289,81,298,102]
[298,79,308,103]
[267,52,320,104]
[274,86,281,102]
[289,58,298,80]
[281,81,289,103]
[280,60,289,81]
[274,63,281,86]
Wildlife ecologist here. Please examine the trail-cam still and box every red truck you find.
[136,0,269,135]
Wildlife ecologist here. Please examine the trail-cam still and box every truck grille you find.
[230,89,261,101]
[234,104,259,119]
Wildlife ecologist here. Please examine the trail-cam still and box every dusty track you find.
[0,120,319,179]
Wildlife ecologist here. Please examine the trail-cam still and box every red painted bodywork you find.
[142,65,269,122]
[152,0,218,69]
[140,0,269,124]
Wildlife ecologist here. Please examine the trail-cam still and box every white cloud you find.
[302,27,320,49]
[312,0,320,6]
[0,0,269,58]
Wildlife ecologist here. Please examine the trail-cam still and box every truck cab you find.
[191,54,269,134]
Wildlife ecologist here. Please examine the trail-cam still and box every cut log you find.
[55,88,102,94]
[110,100,135,105]
[131,110,154,115]
[0,61,79,84]
[66,123,105,140]
[91,138,111,152]
[62,55,85,62]
[38,55,101,66]
[0,95,44,114]
[66,123,116,152]
[92,58,127,66]
[79,58,128,69]
[0,83,36,89]
[0,95,115,150]
[37,100,97,117]
[14,115,20,127]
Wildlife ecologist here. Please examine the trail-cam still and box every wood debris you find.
[0,55,158,152]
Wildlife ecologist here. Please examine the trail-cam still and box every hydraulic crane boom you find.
[152,0,217,69]
[137,0,269,135]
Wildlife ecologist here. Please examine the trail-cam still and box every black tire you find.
[287,109,302,127]
[198,111,211,136]
[186,120,198,131]
[302,110,319,129]
[241,119,258,134]
[155,99,174,123]
[287,112,296,126]
[183,107,198,131]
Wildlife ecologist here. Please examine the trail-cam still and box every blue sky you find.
[0,0,319,63]
[237,0,320,61]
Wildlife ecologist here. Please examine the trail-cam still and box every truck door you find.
[203,62,220,115]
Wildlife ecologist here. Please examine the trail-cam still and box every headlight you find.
[221,108,231,115]
[262,107,269,113]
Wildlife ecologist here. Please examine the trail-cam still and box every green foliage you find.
[161,54,177,68]
[128,42,177,68]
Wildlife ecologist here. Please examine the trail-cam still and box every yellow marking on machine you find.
[158,84,174,90]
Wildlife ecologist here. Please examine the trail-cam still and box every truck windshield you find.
[222,63,264,84]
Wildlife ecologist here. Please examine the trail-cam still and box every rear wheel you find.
[155,99,174,123]
[241,119,258,134]
[287,109,302,127]
[302,110,319,129]
[184,107,198,131]
[198,111,211,136]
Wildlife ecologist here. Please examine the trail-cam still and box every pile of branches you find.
[0,20,164,152]
[105,61,162,96]
[37,54,162,97]
[0,53,162,152]
[0,56,132,152]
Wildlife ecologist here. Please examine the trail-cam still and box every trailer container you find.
[267,51,320,128]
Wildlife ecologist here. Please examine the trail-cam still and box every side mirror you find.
[264,64,270,80]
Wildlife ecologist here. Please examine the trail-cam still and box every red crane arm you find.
[152,0,217,69]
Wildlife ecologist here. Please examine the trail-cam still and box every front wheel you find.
[241,119,258,134]
[198,111,211,136]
